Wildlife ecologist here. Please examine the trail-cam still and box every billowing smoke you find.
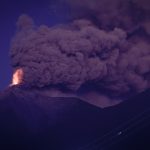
[67,0,150,33]
[10,0,150,103]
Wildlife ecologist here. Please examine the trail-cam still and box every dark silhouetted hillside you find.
[0,86,150,150]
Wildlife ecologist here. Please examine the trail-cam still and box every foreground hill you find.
[0,86,150,150]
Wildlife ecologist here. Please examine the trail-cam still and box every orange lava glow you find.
[11,68,24,86]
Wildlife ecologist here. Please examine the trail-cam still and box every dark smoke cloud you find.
[10,12,150,98]
[67,0,150,33]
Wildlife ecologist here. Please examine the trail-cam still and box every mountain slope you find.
[0,86,150,150]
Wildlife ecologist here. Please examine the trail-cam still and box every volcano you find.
[0,86,150,150]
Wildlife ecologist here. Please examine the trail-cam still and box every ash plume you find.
[10,13,150,99]
[67,0,150,34]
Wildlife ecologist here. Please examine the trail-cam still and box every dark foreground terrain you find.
[0,86,150,150]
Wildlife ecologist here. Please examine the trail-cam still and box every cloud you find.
[10,13,150,98]
[67,0,150,34]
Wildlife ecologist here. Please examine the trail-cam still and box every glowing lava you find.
[11,68,24,86]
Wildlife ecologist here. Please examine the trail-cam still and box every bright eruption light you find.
[11,68,24,86]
